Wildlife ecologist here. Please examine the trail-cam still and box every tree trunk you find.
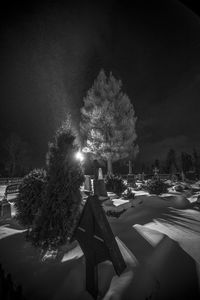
[128,160,132,174]
[11,158,16,177]
[181,171,185,182]
[93,159,99,180]
[107,157,113,175]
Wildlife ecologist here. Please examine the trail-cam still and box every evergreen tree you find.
[193,148,199,176]
[4,133,32,177]
[80,69,138,174]
[165,148,178,173]
[181,151,193,173]
[141,163,146,173]
[181,152,186,172]
[30,118,84,249]
[154,159,160,169]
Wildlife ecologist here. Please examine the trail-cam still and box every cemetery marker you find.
[71,195,126,299]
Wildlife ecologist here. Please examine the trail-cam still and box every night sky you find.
[0,0,200,167]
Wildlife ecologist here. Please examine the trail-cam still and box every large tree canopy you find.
[80,69,138,174]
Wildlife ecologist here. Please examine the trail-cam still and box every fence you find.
[0,178,23,186]
[85,173,178,180]
[144,173,173,180]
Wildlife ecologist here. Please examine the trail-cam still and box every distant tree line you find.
[0,69,139,178]
[0,133,33,177]
[139,148,200,178]
[1,68,199,180]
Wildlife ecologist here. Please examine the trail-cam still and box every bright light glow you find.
[75,151,84,162]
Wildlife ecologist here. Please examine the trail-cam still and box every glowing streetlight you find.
[75,151,84,162]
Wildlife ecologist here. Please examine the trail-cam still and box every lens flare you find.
[75,151,84,162]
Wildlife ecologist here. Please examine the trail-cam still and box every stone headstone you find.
[92,168,107,198]
[127,174,135,187]
[181,171,185,182]
[1,198,11,218]
[98,168,103,180]
[153,167,159,179]
[84,175,92,191]
[128,160,133,175]
[93,179,108,198]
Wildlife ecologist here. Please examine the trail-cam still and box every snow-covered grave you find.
[0,179,200,299]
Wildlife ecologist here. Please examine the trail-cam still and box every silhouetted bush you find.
[106,209,126,218]
[145,178,168,195]
[122,187,135,199]
[105,174,127,195]
[15,169,47,228]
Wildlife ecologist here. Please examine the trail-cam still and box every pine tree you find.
[181,152,186,172]
[80,69,138,174]
[4,133,31,177]
[165,148,179,173]
[154,159,160,169]
[30,118,84,249]
[181,151,193,173]
[193,148,199,176]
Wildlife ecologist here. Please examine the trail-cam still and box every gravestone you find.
[93,179,108,197]
[127,174,135,187]
[153,167,159,179]
[71,195,126,299]
[181,171,185,182]
[1,198,11,218]
[98,168,103,179]
[5,184,20,196]
[93,168,108,198]
[128,160,133,175]
[84,175,92,192]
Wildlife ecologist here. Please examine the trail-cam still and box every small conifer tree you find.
[30,117,84,249]
[80,69,138,174]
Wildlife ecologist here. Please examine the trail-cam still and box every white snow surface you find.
[1,182,200,300]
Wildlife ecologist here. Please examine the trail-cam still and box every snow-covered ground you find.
[0,181,200,300]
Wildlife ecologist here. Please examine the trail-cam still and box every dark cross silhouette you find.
[71,195,126,299]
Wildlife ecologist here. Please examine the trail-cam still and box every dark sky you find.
[1,0,200,166]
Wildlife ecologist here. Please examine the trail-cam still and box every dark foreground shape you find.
[71,195,126,299]
[93,179,108,197]
[124,236,200,300]
[1,198,11,218]
[0,263,25,300]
